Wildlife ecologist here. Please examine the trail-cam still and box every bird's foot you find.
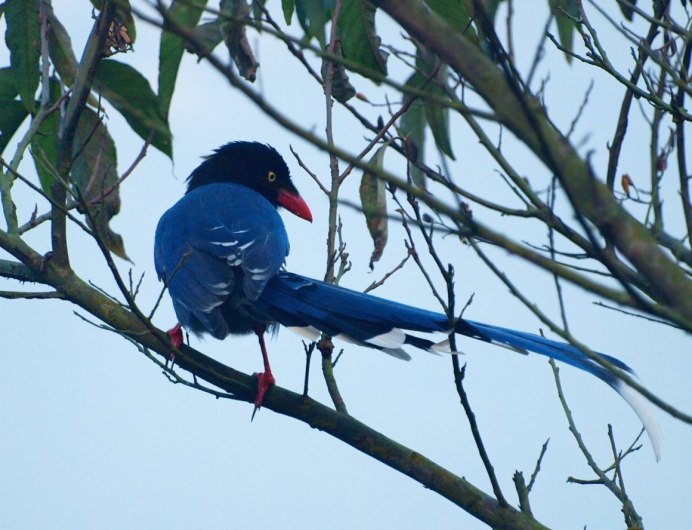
[251,370,276,420]
[166,323,183,348]
[166,323,183,362]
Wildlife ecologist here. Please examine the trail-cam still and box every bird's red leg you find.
[252,324,275,418]
[166,323,183,349]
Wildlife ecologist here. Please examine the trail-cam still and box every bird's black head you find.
[186,141,312,221]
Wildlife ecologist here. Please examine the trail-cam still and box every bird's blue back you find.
[154,183,289,338]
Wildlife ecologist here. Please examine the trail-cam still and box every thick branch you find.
[0,258,40,283]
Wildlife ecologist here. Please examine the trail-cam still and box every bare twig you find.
[550,360,644,529]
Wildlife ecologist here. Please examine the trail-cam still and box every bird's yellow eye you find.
[267,171,277,182]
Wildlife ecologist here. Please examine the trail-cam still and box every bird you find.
[154,141,662,459]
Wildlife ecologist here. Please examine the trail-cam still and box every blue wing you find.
[154,183,289,338]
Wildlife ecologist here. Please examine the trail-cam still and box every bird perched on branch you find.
[154,141,662,459]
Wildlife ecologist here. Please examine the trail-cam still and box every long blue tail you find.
[257,272,662,460]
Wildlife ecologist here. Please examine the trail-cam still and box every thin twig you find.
[302,341,315,397]
[364,251,411,293]
[456,364,508,508]
[550,360,643,528]
[527,439,550,492]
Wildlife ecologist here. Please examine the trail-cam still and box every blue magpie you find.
[154,141,662,459]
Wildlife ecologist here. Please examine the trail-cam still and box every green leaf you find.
[0,100,28,155]
[416,49,454,160]
[399,47,456,186]
[46,7,78,86]
[220,0,259,82]
[72,107,129,260]
[71,109,117,199]
[0,66,19,100]
[115,0,137,45]
[337,0,387,80]
[423,78,454,159]
[282,0,295,24]
[359,142,389,269]
[158,0,207,119]
[185,20,225,56]
[251,0,268,22]
[426,0,471,32]
[616,0,636,21]
[321,41,356,103]
[295,0,332,46]
[30,78,61,192]
[45,8,100,109]
[549,0,578,62]
[425,0,478,44]
[94,59,173,158]
[4,0,40,112]
[399,83,426,188]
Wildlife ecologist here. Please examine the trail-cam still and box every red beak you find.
[278,190,313,222]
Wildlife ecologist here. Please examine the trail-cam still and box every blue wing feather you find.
[259,273,450,333]
[154,183,289,337]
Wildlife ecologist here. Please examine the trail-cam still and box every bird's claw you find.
[251,370,276,420]
[166,323,183,349]
[164,323,183,364]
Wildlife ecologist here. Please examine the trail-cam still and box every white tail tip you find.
[615,381,664,462]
